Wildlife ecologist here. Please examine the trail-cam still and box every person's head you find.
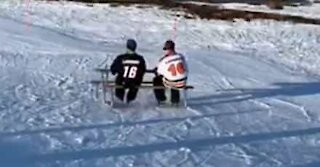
[126,39,137,52]
[163,40,175,56]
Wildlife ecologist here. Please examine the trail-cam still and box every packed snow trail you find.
[0,5,320,167]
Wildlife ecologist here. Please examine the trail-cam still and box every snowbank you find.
[0,0,319,76]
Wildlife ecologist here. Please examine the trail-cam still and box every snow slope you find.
[0,1,320,167]
[1,0,320,75]
[183,1,320,19]
[219,3,320,19]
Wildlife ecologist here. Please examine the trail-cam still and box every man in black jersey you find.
[110,39,146,103]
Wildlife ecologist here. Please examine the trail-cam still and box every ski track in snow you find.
[0,1,319,167]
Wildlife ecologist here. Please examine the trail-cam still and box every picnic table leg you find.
[102,72,108,104]
[183,89,188,108]
[94,84,99,100]
[109,87,114,107]
[102,66,114,107]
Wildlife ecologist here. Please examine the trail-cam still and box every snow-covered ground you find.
[1,0,320,75]
[220,2,320,19]
[0,0,320,167]
[184,0,320,19]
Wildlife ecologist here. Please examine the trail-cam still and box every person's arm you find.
[139,57,147,83]
[141,57,146,74]
[153,55,166,76]
[147,67,157,74]
[156,59,165,76]
[181,54,188,75]
[110,56,121,75]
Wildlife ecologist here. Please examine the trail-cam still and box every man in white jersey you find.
[153,40,188,105]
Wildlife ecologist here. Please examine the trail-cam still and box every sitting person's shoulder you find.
[115,53,126,59]
[175,52,185,57]
[135,53,145,60]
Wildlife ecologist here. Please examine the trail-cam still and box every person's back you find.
[153,40,188,105]
[110,39,146,103]
[112,52,146,85]
[157,53,188,89]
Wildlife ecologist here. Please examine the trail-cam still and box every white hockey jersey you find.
[157,53,188,89]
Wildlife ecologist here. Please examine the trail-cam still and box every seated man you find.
[110,39,146,104]
[153,40,188,105]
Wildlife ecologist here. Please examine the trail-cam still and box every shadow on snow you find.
[289,161,320,167]
[22,126,320,163]
[0,109,262,138]
[1,82,319,164]
[189,82,320,106]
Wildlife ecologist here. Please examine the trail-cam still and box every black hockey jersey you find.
[110,53,146,85]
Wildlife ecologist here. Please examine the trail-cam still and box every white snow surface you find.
[219,2,320,19]
[0,0,319,167]
[183,0,320,19]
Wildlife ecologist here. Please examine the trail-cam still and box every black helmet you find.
[126,39,137,51]
[163,40,175,50]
